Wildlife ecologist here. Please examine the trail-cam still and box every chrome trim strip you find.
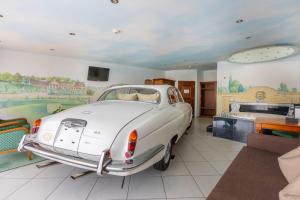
[18,136,164,175]
[61,118,87,127]
[23,144,98,171]
[97,150,111,175]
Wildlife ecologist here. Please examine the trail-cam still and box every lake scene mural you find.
[0,72,103,124]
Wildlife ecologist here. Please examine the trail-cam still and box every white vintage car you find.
[18,85,192,176]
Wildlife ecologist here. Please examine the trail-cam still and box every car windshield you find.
[98,87,160,104]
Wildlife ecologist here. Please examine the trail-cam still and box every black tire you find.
[187,120,192,130]
[154,141,172,171]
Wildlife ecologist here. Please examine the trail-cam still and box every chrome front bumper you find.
[18,135,164,176]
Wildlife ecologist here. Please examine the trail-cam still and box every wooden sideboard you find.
[256,117,300,134]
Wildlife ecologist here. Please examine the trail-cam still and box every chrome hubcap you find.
[164,142,171,163]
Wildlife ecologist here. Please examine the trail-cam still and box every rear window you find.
[98,87,160,104]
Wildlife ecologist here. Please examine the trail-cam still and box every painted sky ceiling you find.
[0,0,299,69]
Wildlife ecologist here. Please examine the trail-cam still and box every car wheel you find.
[154,140,172,171]
[187,120,192,130]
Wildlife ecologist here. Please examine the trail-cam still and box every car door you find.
[168,87,190,134]
[174,88,192,128]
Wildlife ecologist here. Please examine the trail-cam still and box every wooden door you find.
[178,81,195,115]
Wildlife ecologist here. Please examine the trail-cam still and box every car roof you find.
[106,84,174,106]
[108,84,172,93]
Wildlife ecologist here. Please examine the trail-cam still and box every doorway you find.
[200,81,217,117]
[178,81,195,115]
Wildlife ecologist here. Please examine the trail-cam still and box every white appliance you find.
[295,105,300,119]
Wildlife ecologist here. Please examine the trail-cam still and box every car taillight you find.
[125,130,138,158]
[32,119,42,134]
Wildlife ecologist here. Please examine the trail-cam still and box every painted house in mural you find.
[0,72,87,96]
[48,81,86,95]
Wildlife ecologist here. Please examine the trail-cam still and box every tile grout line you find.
[186,129,233,176]
[181,154,206,198]
[186,130,226,177]
[160,174,167,199]
[45,176,69,200]
[85,176,100,200]
[125,175,131,200]
[182,126,239,197]
[44,167,76,200]
[3,162,49,200]
[3,178,32,200]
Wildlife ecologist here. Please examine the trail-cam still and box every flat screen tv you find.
[87,66,110,81]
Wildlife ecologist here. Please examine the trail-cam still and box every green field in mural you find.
[0,72,103,124]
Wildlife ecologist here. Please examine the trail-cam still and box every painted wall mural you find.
[0,72,105,124]
[218,75,299,94]
[217,58,300,113]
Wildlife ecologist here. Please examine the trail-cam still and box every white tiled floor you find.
[0,118,245,200]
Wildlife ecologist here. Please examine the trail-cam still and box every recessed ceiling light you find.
[228,45,299,64]
[245,36,252,39]
[49,48,55,51]
[0,14,3,18]
[236,19,244,23]
[112,29,121,34]
[111,0,119,4]
[69,32,76,36]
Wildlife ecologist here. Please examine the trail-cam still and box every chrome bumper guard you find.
[18,135,164,175]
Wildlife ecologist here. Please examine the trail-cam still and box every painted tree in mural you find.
[278,83,289,92]
[228,75,245,93]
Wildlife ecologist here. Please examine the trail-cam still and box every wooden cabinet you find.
[200,81,217,117]
[152,78,175,86]
[144,79,153,85]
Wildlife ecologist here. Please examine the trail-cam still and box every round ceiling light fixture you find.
[111,0,119,4]
[0,14,3,18]
[228,45,299,64]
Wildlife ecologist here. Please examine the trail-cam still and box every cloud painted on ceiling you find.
[0,0,299,69]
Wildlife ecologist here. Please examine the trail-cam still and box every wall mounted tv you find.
[87,66,110,81]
